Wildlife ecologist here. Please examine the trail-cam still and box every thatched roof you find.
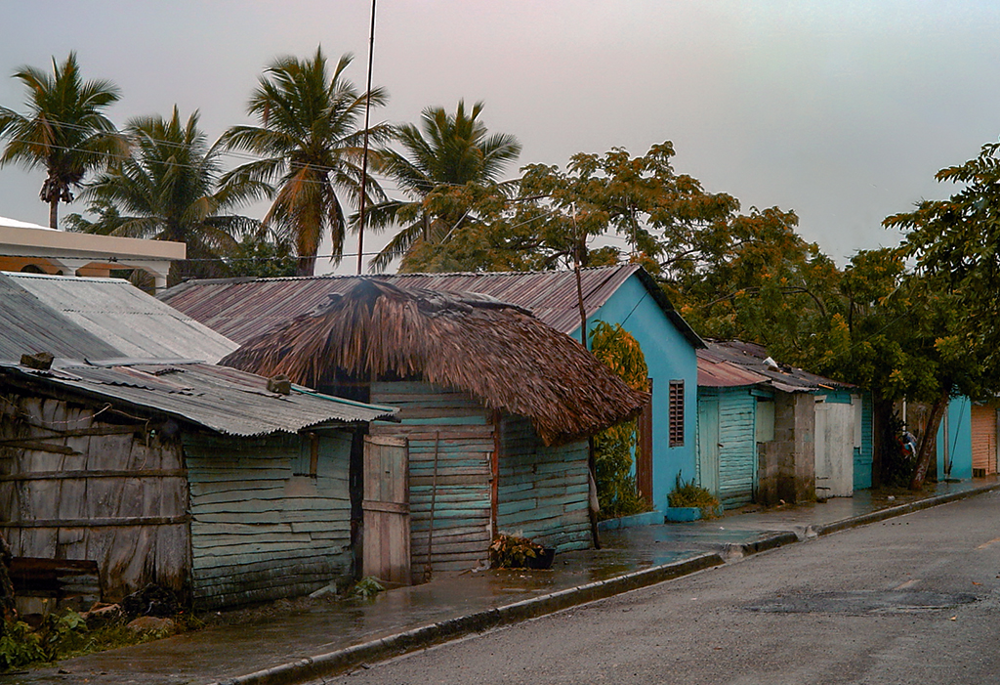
[220,279,649,446]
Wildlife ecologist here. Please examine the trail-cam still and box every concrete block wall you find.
[757,393,816,505]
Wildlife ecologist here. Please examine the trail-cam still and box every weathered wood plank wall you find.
[184,430,353,609]
[0,393,189,601]
[716,389,757,509]
[369,382,493,578]
[497,416,591,552]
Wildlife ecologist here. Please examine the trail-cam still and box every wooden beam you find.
[0,469,187,482]
[2,515,190,528]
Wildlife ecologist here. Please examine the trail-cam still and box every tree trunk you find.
[871,396,895,489]
[49,196,59,229]
[909,393,948,490]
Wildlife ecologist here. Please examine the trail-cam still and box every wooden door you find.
[362,435,410,584]
[971,405,997,476]
[698,396,720,497]
[814,398,855,497]
[636,379,654,505]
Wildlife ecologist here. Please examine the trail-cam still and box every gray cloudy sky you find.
[2,1,999,273]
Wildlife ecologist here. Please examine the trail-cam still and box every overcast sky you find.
[2,1,999,273]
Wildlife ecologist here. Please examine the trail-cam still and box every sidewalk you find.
[16,478,1000,685]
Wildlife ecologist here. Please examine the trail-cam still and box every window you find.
[668,380,684,446]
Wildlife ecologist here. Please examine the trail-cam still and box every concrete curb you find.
[213,552,724,685]
[813,482,1000,537]
[213,482,1000,685]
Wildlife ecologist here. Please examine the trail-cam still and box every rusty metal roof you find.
[699,340,854,393]
[0,360,396,436]
[1,272,238,363]
[697,350,771,388]
[159,264,704,348]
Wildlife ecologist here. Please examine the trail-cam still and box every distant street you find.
[325,492,1000,685]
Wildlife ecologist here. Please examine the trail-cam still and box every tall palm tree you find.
[219,47,391,276]
[65,106,259,284]
[367,100,522,272]
[0,52,126,228]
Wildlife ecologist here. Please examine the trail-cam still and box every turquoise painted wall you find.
[938,397,973,480]
[854,392,874,491]
[568,274,699,512]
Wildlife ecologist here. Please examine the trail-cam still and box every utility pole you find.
[356,0,377,275]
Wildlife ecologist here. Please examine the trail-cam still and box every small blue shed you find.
[697,341,873,507]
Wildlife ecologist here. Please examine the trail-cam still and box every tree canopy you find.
[220,47,391,276]
[0,52,127,228]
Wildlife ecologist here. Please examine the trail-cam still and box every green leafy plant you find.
[349,577,385,600]
[0,620,45,671]
[489,533,543,569]
[589,321,653,520]
[668,472,721,519]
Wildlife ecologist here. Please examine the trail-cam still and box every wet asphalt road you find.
[323,491,1000,685]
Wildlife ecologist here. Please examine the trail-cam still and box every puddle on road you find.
[745,590,979,615]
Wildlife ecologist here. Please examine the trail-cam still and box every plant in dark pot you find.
[489,533,555,569]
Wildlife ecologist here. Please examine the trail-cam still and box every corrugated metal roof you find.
[5,272,238,363]
[697,350,771,388]
[0,361,396,436]
[159,265,705,348]
[0,274,123,361]
[700,340,854,393]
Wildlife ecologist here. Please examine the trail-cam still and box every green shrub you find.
[668,472,721,519]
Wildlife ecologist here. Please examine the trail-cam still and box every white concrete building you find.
[0,216,183,292]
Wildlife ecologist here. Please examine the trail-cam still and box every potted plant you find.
[489,533,555,569]
[666,472,721,522]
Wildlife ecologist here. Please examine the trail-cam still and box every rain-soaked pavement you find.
[13,478,999,685]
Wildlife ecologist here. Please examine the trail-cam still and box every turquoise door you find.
[698,396,720,496]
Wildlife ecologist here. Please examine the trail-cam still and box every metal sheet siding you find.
[160,266,655,343]
[7,273,238,362]
[0,275,122,361]
[3,362,396,436]
[185,431,353,608]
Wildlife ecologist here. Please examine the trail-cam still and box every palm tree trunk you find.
[49,197,59,229]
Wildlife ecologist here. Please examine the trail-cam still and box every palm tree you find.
[367,100,522,272]
[219,47,391,276]
[65,106,259,284]
[0,52,126,228]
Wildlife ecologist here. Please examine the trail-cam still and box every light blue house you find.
[161,265,705,513]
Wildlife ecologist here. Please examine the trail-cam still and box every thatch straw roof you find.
[220,279,649,446]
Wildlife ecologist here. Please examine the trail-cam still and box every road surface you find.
[324,491,1000,685]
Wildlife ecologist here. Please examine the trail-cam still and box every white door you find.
[814,398,855,497]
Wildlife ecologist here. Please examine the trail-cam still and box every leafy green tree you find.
[367,101,522,272]
[0,52,127,228]
[225,230,299,278]
[65,106,257,284]
[882,140,1000,487]
[589,321,650,519]
[220,47,391,276]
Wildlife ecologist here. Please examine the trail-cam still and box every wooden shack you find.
[221,280,648,581]
[0,272,400,609]
[0,361,395,609]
